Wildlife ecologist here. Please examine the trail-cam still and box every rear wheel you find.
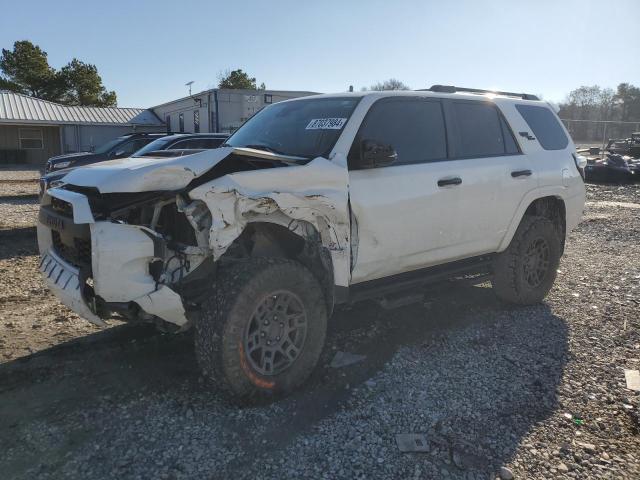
[492,215,562,305]
[195,258,327,400]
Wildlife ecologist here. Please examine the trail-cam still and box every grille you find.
[52,231,91,268]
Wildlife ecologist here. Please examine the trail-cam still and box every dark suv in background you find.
[132,133,229,157]
[39,133,229,195]
[44,132,168,173]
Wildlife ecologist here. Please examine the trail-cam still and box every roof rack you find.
[423,85,539,101]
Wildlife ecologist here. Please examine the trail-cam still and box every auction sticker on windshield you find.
[305,118,347,130]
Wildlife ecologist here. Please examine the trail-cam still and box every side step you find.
[343,255,494,305]
[376,292,425,310]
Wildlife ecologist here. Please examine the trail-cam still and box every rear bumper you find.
[565,187,586,235]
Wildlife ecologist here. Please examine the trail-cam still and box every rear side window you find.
[451,102,509,157]
[515,104,568,150]
[349,98,447,167]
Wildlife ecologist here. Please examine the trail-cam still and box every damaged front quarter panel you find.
[188,157,352,288]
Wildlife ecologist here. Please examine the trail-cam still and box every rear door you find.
[440,99,537,254]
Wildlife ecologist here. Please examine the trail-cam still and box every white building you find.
[152,88,318,135]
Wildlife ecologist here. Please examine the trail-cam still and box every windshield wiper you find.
[241,144,287,155]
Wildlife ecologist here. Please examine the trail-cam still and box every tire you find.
[195,258,327,401]
[492,215,562,305]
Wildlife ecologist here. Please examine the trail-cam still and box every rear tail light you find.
[572,153,586,180]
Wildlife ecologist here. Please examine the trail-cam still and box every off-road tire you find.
[195,258,327,401]
[492,215,562,305]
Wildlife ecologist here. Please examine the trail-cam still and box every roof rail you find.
[424,85,539,101]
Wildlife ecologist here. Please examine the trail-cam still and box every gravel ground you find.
[0,176,638,480]
[0,165,41,181]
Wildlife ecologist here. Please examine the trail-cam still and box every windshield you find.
[225,97,360,158]
[132,137,176,157]
[93,137,128,155]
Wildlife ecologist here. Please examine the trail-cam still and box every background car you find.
[44,132,169,173]
[131,133,229,157]
[39,133,229,196]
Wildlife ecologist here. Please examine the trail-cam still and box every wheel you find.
[492,215,562,305]
[195,258,327,400]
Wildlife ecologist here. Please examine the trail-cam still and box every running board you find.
[342,255,494,304]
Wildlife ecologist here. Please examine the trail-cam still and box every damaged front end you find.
[38,186,213,330]
[37,148,351,330]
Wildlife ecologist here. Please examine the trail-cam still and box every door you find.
[348,97,457,283]
[440,100,537,256]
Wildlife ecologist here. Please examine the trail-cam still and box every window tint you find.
[451,102,506,157]
[515,104,568,150]
[201,138,224,148]
[500,116,520,154]
[120,139,150,156]
[169,139,196,149]
[349,98,446,168]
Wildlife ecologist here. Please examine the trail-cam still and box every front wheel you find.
[195,258,327,401]
[492,215,562,305]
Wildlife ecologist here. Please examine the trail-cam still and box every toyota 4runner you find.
[37,85,586,400]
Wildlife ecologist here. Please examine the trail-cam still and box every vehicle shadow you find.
[0,283,568,479]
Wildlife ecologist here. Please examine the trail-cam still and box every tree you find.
[60,59,117,107]
[0,40,65,100]
[614,83,640,122]
[368,78,410,91]
[0,40,117,106]
[218,69,257,89]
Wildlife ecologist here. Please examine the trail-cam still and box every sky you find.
[1,0,637,108]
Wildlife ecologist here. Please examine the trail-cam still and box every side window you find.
[169,139,192,149]
[349,98,447,168]
[116,139,148,156]
[515,104,568,150]
[201,138,224,148]
[500,116,520,155]
[450,102,506,158]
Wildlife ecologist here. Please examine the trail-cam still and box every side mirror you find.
[113,150,125,158]
[360,139,397,169]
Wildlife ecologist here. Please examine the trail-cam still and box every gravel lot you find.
[0,172,638,480]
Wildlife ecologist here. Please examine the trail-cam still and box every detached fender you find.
[497,185,585,252]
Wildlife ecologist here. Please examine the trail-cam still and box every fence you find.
[561,119,640,148]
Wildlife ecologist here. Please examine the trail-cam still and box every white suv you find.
[37,86,586,400]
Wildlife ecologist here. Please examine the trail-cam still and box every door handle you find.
[511,169,532,178]
[437,177,462,187]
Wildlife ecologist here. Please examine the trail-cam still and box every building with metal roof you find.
[0,91,163,164]
[0,87,318,165]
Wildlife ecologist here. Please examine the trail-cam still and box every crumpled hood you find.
[61,147,236,193]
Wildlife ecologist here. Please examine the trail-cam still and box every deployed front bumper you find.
[38,188,188,327]
[39,249,106,326]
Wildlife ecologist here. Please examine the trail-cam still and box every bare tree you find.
[367,78,410,91]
